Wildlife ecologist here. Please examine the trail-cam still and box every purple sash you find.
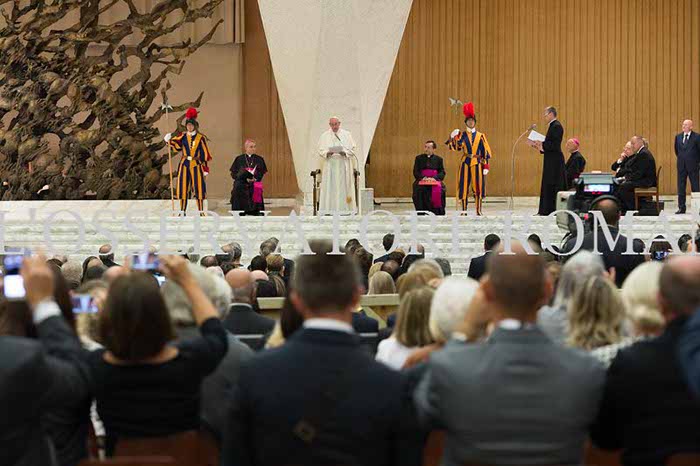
[253,182,263,203]
[421,169,442,208]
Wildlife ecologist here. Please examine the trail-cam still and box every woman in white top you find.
[376,286,434,370]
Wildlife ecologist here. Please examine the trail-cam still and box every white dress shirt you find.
[303,318,354,334]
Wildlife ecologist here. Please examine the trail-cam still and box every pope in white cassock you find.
[317,116,357,214]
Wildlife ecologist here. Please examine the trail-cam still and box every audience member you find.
[376,287,434,370]
[74,280,108,349]
[366,271,397,327]
[373,233,396,263]
[250,270,268,282]
[428,277,480,344]
[0,256,90,466]
[206,265,225,279]
[255,279,277,298]
[467,233,500,281]
[102,265,128,284]
[434,257,452,277]
[367,261,383,281]
[221,241,243,268]
[566,275,624,350]
[344,238,361,257]
[265,254,286,297]
[200,255,218,268]
[162,264,252,440]
[592,261,665,367]
[407,259,444,285]
[649,235,673,261]
[89,256,228,454]
[562,196,644,286]
[678,233,693,252]
[61,260,83,290]
[353,246,374,288]
[223,268,275,339]
[222,240,422,466]
[415,242,604,466]
[397,244,425,277]
[264,295,304,350]
[248,255,267,272]
[81,256,102,282]
[527,233,544,253]
[98,244,120,268]
[538,251,605,344]
[262,237,295,279]
[380,259,400,280]
[592,256,700,465]
[84,264,107,282]
[47,262,77,332]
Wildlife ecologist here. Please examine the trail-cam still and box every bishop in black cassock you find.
[412,141,446,215]
[564,138,586,189]
[230,141,268,215]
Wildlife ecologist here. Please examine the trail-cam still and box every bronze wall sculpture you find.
[0,0,223,200]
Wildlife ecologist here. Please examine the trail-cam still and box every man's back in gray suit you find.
[415,326,605,466]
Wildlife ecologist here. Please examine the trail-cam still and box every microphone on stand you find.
[510,124,538,210]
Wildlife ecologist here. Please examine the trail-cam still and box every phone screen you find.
[3,275,25,299]
[71,295,98,314]
[132,253,159,271]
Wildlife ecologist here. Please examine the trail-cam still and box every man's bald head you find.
[659,256,700,318]
[484,242,548,319]
[682,120,694,133]
[592,198,621,227]
[226,268,255,304]
[251,270,269,281]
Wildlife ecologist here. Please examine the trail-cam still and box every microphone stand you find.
[510,127,534,210]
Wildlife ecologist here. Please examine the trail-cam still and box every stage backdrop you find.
[244,0,700,197]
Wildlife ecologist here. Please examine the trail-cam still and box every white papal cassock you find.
[317,128,357,214]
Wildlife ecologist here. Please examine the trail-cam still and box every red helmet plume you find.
[185,107,198,120]
[463,102,475,120]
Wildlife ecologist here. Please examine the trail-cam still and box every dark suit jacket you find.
[222,304,275,336]
[562,226,645,287]
[674,131,700,167]
[540,120,566,186]
[38,316,92,466]
[565,151,586,189]
[352,311,379,333]
[612,157,630,177]
[0,316,90,466]
[222,328,423,466]
[467,251,491,281]
[415,328,604,466]
[623,148,657,188]
[591,317,700,466]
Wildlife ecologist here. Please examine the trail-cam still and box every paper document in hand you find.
[328,146,345,154]
[527,130,546,142]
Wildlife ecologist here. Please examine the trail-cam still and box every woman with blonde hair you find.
[265,254,286,297]
[365,271,397,327]
[567,275,625,351]
[376,286,434,370]
[591,261,664,366]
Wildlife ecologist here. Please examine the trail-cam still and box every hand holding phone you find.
[71,294,98,314]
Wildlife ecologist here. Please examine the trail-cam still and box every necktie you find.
[684,134,689,144]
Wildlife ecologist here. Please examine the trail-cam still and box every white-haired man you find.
[317,116,358,214]
[161,263,253,438]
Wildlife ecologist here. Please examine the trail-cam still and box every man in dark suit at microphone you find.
[529,106,566,215]
[674,119,700,214]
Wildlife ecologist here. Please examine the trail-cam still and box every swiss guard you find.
[446,102,493,215]
[164,107,213,215]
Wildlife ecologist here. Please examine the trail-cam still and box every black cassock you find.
[230,153,267,214]
[538,120,566,215]
[565,151,586,189]
[412,153,446,215]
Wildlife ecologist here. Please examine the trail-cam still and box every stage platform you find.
[0,197,697,275]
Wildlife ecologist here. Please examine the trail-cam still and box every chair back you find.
[656,165,662,187]
[114,430,218,466]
